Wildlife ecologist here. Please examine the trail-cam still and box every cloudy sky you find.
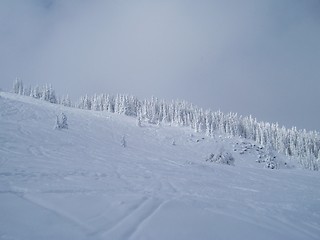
[0,0,319,131]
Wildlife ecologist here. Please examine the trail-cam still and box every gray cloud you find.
[0,0,319,131]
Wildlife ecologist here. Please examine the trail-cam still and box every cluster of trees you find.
[12,80,320,170]
[13,79,58,104]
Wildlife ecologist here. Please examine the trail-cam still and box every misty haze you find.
[0,0,319,131]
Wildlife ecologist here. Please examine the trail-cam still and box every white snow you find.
[0,92,320,240]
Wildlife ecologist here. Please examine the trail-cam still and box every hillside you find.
[0,92,320,240]
[11,80,320,171]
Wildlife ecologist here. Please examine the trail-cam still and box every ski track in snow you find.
[1,92,320,240]
[96,197,163,240]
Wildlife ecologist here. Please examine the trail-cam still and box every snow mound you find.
[232,141,295,169]
[206,147,235,166]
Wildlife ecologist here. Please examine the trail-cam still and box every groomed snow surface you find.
[0,92,319,240]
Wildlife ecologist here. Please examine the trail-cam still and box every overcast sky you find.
[0,0,319,131]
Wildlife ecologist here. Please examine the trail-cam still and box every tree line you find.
[13,79,320,170]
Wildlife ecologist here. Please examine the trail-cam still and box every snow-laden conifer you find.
[54,113,68,130]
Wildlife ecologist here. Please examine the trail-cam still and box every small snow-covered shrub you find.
[54,113,68,130]
[206,148,235,166]
[265,156,277,169]
[60,113,68,129]
[121,136,127,148]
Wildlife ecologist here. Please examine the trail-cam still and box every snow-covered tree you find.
[48,85,57,103]
[31,85,41,99]
[61,113,68,129]
[61,95,72,107]
[13,78,23,95]
[54,113,68,130]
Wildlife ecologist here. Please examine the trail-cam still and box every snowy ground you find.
[0,92,320,240]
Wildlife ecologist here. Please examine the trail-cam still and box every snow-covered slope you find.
[0,92,319,240]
